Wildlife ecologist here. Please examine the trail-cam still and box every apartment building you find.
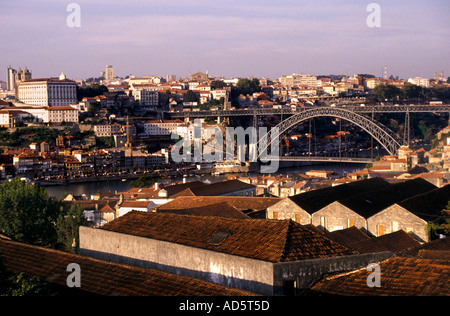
[279,73,317,88]
[94,124,122,137]
[46,106,79,123]
[143,119,184,136]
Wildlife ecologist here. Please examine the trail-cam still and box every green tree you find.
[401,84,422,100]
[426,217,450,240]
[0,178,62,247]
[129,174,156,188]
[184,90,198,103]
[56,204,87,253]
[236,78,261,96]
[372,84,401,101]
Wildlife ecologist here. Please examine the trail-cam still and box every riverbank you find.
[36,160,333,187]
[44,162,365,199]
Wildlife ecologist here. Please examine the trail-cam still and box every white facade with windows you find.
[17,78,77,107]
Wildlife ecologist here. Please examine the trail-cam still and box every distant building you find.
[143,119,184,137]
[16,77,77,107]
[131,89,159,109]
[105,65,114,81]
[279,73,317,88]
[407,77,430,87]
[190,72,209,82]
[6,66,16,91]
[46,106,79,123]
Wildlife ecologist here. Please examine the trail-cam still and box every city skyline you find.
[1,0,449,81]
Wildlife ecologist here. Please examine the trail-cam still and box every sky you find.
[1,0,449,81]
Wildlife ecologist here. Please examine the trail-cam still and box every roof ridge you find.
[279,220,296,262]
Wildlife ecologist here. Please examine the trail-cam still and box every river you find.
[44,163,365,199]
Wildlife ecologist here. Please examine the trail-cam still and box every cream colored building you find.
[16,76,77,107]
[46,106,79,123]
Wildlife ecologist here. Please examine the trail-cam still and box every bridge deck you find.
[168,105,450,118]
[278,156,373,163]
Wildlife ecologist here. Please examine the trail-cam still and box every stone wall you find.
[312,201,367,233]
[367,205,428,242]
[79,226,275,295]
[266,198,312,225]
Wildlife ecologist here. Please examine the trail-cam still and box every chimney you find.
[183,177,187,184]
[155,182,159,190]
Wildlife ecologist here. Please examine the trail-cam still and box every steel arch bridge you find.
[257,107,403,159]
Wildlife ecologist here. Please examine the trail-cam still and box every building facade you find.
[17,78,77,107]
[46,106,79,123]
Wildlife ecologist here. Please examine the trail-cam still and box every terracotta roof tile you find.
[100,211,356,263]
[349,230,420,254]
[0,238,256,296]
[325,227,371,248]
[157,201,250,219]
[153,196,281,212]
[309,256,450,296]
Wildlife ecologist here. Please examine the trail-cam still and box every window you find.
[273,212,278,220]
[320,216,327,229]
[378,224,385,236]
[295,214,301,223]
[348,218,354,227]
[392,221,399,232]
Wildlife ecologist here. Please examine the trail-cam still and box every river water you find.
[44,163,365,199]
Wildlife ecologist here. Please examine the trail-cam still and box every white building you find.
[94,124,122,137]
[46,106,79,123]
[16,75,77,107]
[407,77,430,87]
[131,89,159,109]
[279,73,318,88]
[143,119,184,137]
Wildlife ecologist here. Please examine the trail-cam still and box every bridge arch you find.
[257,107,403,159]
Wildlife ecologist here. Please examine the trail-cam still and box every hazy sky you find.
[1,0,449,81]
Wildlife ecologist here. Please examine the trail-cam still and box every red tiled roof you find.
[100,211,356,263]
[349,230,420,254]
[0,238,256,296]
[153,196,281,212]
[309,256,450,296]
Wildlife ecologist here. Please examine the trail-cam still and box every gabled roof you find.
[124,181,206,199]
[348,230,420,254]
[309,256,450,296]
[157,201,249,219]
[288,178,390,214]
[152,196,281,212]
[336,178,437,218]
[100,211,356,263]
[403,237,450,257]
[325,227,371,248]
[0,238,255,296]
[396,185,450,221]
[175,179,256,197]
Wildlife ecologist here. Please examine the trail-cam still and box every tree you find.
[401,84,422,100]
[184,90,198,103]
[129,174,156,188]
[372,84,401,101]
[0,178,62,247]
[56,204,87,253]
[426,217,450,240]
[236,78,261,96]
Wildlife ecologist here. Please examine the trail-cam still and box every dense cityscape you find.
[0,0,449,304]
